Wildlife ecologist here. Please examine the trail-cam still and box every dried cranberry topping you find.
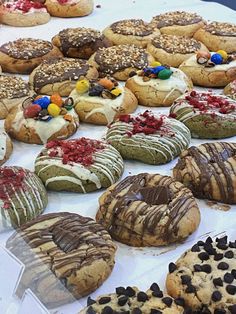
[5,0,45,13]
[57,0,68,4]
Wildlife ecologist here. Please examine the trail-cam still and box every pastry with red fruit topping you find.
[35,137,124,193]
[106,111,191,165]
[224,80,236,100]
[170,90,236,139]
[0,0,50,27]
[0,166,47,231]
[45,0,93,18]
[0,130,13,166]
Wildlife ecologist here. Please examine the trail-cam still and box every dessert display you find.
[34,137,124,193]
[0,130,13,165]
[103,18,160,47]
[173,142,236,204]
[0,166,48,231]
[106,111,191,165]
[166,236,236,313]
[70,77,138,125]
[29,58,98,96]
[5,94,79,144]
[0,38,63,74]
[88,44,155,80]
[6,212,117,307]
[96,173,201,246]
[0,0,50,27]
[126,63,193,106]
[170,91,236,138]
[52,27,111,59]
[147,34,208,67]
[224,80,236,100]
[45,0,94,17]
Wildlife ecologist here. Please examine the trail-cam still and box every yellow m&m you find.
[150,61,162,67]
[111,88,122,97]
[76,79,90,94]
[47,103,61,117]
[217,50,228,60]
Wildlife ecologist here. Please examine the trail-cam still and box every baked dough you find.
[0,130,13,166]
[45,0,93,17]
[224,80,236,100]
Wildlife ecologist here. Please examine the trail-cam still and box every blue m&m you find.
[33,96,51,109]
[211,53,223,65]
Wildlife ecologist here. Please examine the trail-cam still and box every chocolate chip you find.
[152,290,163,298]
[194,264,202,272]
[214,310,226,314]
[224,273,234,283]
[132,308,142,314]
[204,243,216,255]
[185,285,196,293]
[150,283,160,292]
[87,297,96,306]
[99,297,111,304]
[198,252,209,261]
[162,297,173,307]
[216,236,228,244]
[174,297,185,307]
[118,296,128,306]
[218,262,229,270]
[191,244,200,252]
[181,275,191,285]
[213,277,224,287]
[169,262,177,273]
[232,270,236,279]
[226,285,236,295]
[214,253,224,261]
[102,307,113,314]
[228,305,236,313]
[217,242,228,250]
[212,291,222,302]
[201,264,212,273]
[87,307,96,314]
[197,240,205,246]
[137,292,148,302]
[125,286,136,297]
[116,286,126,295]
[229,242,236,249]
[225,251,234,259]
[150,310,162,314]
[206,236,213,244]
[129,71,137,77]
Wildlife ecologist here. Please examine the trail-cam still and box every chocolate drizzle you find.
[110,19,153,36]
[152,11,203,28]
[205,22,236,37]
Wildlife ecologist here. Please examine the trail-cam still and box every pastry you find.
[147,34,208,68]
[0,38,63,74]
[170,90,236,139]
[96,173,200,247]
[45,0,93,17]
[166,236,236,313]
[29,58,98,96]
[35,137,124,193]
[80,283,185,313]
[126,64,193,107]
[0,130,13,165]
[151,11,205,37]
[106,110,191,165]
[224,80,236,100]
[173,142,236,204]
[0,166,47,231]
[52,27,111,59]
[70,77,138,125]
[103,19,160,47]
[88,44,155,81]
[5,94,79,144]
[194,22,236,53]
[0,0,50,27]
[6,212,116,307]
[0,75,34,119]
[179,50,236,87]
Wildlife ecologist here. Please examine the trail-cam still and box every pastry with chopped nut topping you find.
[45,0,93,18]
[0,38,63,74]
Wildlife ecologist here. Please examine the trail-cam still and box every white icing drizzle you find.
[0,131,7,161]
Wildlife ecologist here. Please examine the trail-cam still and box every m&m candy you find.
[152,65,166,75]
[158,68,173,80]
[211,53,223,65]
[47,103,61,117]
[217,50,228,60]
[33,96,50,109]
[50,94,63,107]
[23,104,41,119]
[76,79,90,94]
[111,88,122,97]
[150,61,162,67]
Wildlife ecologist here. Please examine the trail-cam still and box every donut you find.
[0,38,63,74]
[194,21,236,53]
[0,166,47,231]
[0,0,50,27]
[69,77,138,125]
[179,51,236,87]
[151,11,205,37]
[96,173,200,247]
[125,64,193,107]
[173,142,236,204]
[45,0,93,17]
[147,34,208,67]
[6,212,116,307]
[52,27,111,59]
[0,75,34,119]
[103,19,160,47]
[5,94,79,144]
[224,80,236,100]
[0,130,13,166]
[88,44,155,81]
[35,137,124,193]
[106,111,191,165]
[29,58,98,96]
[170,90,236,139]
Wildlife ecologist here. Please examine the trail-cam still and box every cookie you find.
[194,22,236,53]
[173,142,236,204]
[106,111,191,165]
[151,11,205,37]
[0,0,50,27]
[166,236,236,313]
[5,94,79,144]
[80,283,185,313]
[179,51,236,87]
[29,58,98,96]
[88,44,155,81]
[125,65,193,107]
[170,90,236,139]
[0,75,34,119]
[70,77,138,125]
[0,38,63,74]
[0,130,13,166]
[52,27,111,59]
[224,80,236,100]
[45,0,93,17]
[0,166,47,231]
[6,212,116,307]
[147,34,208,68]
[97,173,200,247]
[35,137,124,193]
[103,19,160,47]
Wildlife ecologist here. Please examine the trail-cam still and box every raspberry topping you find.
[46,138,106,166]
[57,0,69,4]
[5,0,45,13]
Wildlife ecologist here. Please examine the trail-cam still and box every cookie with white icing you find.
[126,65,193,107]
[70,77,138,125]
[0,130,13,166]
[45,0,93,17]
[224,80,236,100]
[0,166,47,231]
[106,111,191,165]
[35,137,124,193]
[170,91,236,139]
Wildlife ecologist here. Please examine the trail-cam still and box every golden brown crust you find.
[0,132,13,166]
[0,10,50,27]
[224,80,236,100]
[45,0,93,17]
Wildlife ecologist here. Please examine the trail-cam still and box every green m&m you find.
[158,68,173,80]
